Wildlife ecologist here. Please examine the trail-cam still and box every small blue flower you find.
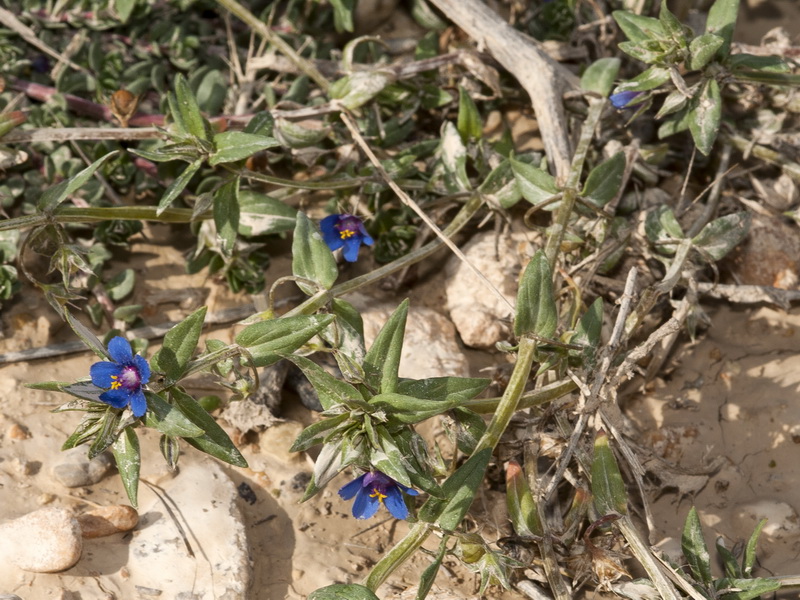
[90,336,150,418]
[320,214,374,262]
[338,471,419,520]
[609,90,644,109]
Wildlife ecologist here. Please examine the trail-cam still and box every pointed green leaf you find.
[243,111,275,136]
[308,584,379,600]
[422,448,491,530]
[157,158,202,216]
[715,578,780,600]
[437,121,471,192]
[510,157,559,208]
[363,299,408,394]
[591,430,628,515]
[330,70,396,110]
[171,388,247,467]
[506,460,543,537]
[237,191,297,237]
[514,251,557,338]
[645,205,684,252]
[213,178,239,252]
[451,407,487,456]
[682,507,713,585]
[292,212,338,295]
[478,159,522,209]
[416,538,448,600]
[290,413,350,453]
[457,86,482,142]
[716,537,743,578]
[614,66,671,93]
[692,211,751,260]
[613,11,665,42]
[397,377,489,405]
[144,391,205,437]
[283,354,367,411]
[173,74,208,140]
[112,427,141,508]
[689,78,722,156]
[64,309,108,360]
[236,314,335,367]
[373,426,412,487]
[743,518,767,576]
[582,152,626,207]
[371,393,460,424]
[150,306,207,381]
[210,131,280,166]
[328,0,355,32]
[705,0,740,58]
[581,57,621,96]
[38,151,118,211]
[658,0,686,43]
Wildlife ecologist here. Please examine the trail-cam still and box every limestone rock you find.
[445,232,524,349]
[51,446,114,488]
[0,508,82,572]
[76,505,139,538]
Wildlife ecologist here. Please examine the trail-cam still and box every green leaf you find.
[645,205,684,252]
[328,0,355,32]
[283,354,367,411]
[235,314,335,367]
[173,74,209,140]
[682,507,713,585]
[420,448,491,530]
[570,297,604,357]
[115,0,136,22]
[64,309,108,359]
[416,538,448,600]
[370,393,460,424]
[171,388,248,467]
[581,57,621,96]
[106,268,136,301]
[656,89,691,119]
[363,298,408,394]
[591,430,628,515]
[88,408,121,458]
[213,178,239,252]
[372,425,412,487]
[705,0,740,58]
[290,413,350,453]
[743,518,767,576]
[160,434,181,470]
[451,407,486,456]
[457,86,482,142]
[477,159,522,209]
[514,251,557,338]
[505,460,543,537]
[689,33,724,70]
[150,306,207,382]
[308,584,379,600]
[330,70,397,110]
[689,78,722,155]
[716,537,743,578]
[582,152,626,207]
[243,111,275,136]
[614,66,671,93]
[436,121,471,192]
[658,105,693,139]
[38,151,118,211]
[274,117,330,148]
[612,11,665,42]
[397,377,489,405]
[209,131,280,166]
[291,212,338,295]
[112,427,141,508]
[157,158,202,216]
[728,54,790,73]
[658,0,686,44]
[692,211,751,260]
[716,578,780,600]
[510,157,559,208]
[144,391,205,437]
[237,191,297,236]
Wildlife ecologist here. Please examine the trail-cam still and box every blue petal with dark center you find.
[107,336,134,363]
[90,361,122,388]
[99,387,134,409]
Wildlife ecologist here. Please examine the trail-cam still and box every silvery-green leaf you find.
[237,191,297,237]
[274,118,330,149]
[582,152,626,207]
[689,33,724,70]
[705,0,740,57]
[112,427,140,507]
[209,131,280,166]
[291,212,338,295]
[581,57,621,96]
[510,157,559,208]
[691,211,750,260]
[689,78,722,156]
[614,66,671,93]
[681,507,712,585]
[436,121,471,192]
[213,178,239,252]
[38,151,118,211]
[613,11,666,42]
[457,85,482,142]
[330,70,397,110]
[514,251,557,338]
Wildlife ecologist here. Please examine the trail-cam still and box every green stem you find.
[543,96,606,270]
[214,0,330,93]
[0,206,204,231]
[463,377,576,414]
[364,522,432,591]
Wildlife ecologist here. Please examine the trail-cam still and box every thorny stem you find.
[543,96,606,270]
[365,336,539,591]
[214,0,330,93]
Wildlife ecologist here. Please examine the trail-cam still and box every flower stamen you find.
[110,375,122,390]
[370,489,387,503]
[339,229,356,240]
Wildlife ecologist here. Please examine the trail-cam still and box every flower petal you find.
[396,483,419,496]
[90,361,122,388]
[341,237,362,262]
[99,387,133,409]
[133,354,151,385]
[320,215,345,250]
[352,489,380,519]
[129,389,147,418]
[107,336,134,363]
[384,486,410,520]
[356,222,374,246]
[339,474,367,500]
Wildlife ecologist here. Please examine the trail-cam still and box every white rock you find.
[735,500,800,539]
[0,507,82,572]
[348,295,470,378]
[444,232,524,349]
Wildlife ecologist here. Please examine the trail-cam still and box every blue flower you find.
[320,214,374,262]
[609,90,644,109]
[90,336,150,418]
[338,471,419,520]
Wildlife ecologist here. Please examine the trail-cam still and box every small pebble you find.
[7,422,30,440]
[76,505,139,538]
[0,507,82,572]
[52,447,114,488]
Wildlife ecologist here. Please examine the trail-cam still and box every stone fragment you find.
[52,446,114,488]
[444,232,524,349]
[76,505,139,538]
[7,422,29,440]
[725,214,800,289]
[0,507,82,572]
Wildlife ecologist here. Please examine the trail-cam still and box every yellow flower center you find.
[339,229,356,240]
[110,375,122,390]
[370,488,387,503]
